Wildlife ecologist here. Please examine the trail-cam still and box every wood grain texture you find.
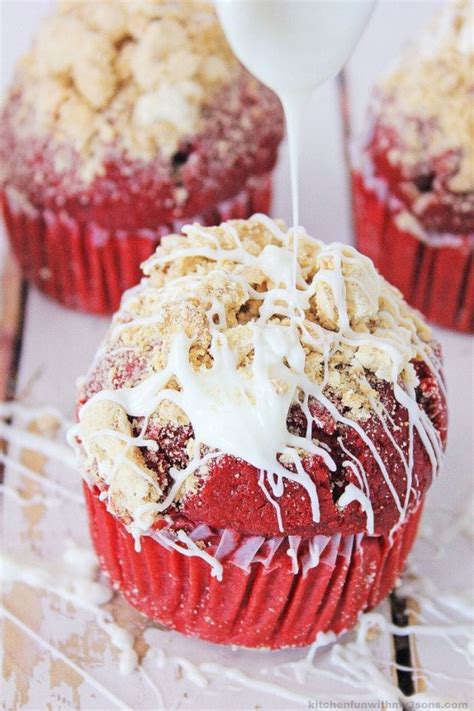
[0,254,27,403]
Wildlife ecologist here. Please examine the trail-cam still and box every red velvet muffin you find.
[353,0,473,332]
[0,1,283,314]
[69,215,447,649]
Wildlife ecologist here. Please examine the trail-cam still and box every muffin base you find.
[84,484,422,649]
[353,171,474,333]
[1,173,272,315]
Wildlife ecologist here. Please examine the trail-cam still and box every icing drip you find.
[215,0,375,285]
[0,546,138,675]
[151,527,224,580]
[0,483,60,508]
[0,402,74,430]
[338,483,374,535]
[0,451,84,505]
[0,421,77,468]
[72,215,445,539]
[145,517,360,580]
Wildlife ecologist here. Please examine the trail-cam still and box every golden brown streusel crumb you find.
[9,0,237,181]
[375,0,473,192]
[104,216,432,417]
[80,400,163,526]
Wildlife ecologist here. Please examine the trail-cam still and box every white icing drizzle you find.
[150,528,224,581]
[274,605,473,705]
[75,215,445,542]
[0,451,85,505]
[0,421,76,468]
[144,515,359,580]
[0,546,139,676]
[145,626,312,706]
[287,535,301,574]
[0,483,60,508]
[88,427,159,451]
[258,468,285,531]
[0,401,74,431]
[200,662,311,705]
[338,482,374,535]
[0,607,132,711]
[156,648,209,689]
[137,667,165,710]
[0,406,85,507]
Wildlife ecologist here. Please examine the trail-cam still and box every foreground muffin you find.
[353,0,473,332]
[70,215,447,649]
[0,1,283,314]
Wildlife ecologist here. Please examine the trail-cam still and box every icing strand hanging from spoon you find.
[216,0,376,285]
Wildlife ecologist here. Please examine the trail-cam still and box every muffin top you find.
[0,0,283,219]
[72,216,447,540]
[365,0,473,232]
[6,0,236,179]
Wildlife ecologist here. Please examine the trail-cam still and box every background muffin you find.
[352,0,473,332]
[0,0,284,314]
[71,215,447,649]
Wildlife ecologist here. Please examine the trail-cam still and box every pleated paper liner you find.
[84,483,423,650]
[352,171,474,333]
[1,173,272,316]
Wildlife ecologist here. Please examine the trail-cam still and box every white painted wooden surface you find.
[1,1,473,709]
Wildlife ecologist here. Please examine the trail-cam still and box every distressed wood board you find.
[1,1,473,709]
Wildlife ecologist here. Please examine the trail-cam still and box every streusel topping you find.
[375,0,473,193]
[8,0,237,181]
[101,215,432,407]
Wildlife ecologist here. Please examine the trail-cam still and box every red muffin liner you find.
[84,483,423,649]
[1,173,272,315]
[352,171,474,333]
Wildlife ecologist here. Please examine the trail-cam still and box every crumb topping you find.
[115,216,432,400]
[7,0,238,182]
[374,0,473,193]
[71,216,442,531]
